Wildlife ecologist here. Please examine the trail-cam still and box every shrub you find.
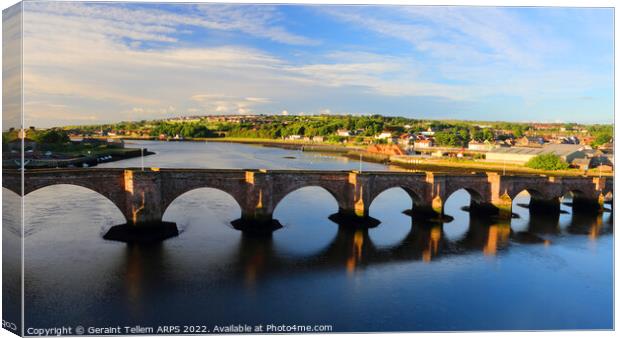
[525,153,569,170]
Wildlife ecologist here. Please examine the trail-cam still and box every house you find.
[486,144,587,165]
[286,135,302,140]
[467,139,495,151]
[312,136,324,143]
[414,139,434,149]
[398,134,415,147]
[336,129,353,137]
[375,131,393,139]
[516,136,545,147]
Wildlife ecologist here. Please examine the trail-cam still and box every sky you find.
[6,2,615,127]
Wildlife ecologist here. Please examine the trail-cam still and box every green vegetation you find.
[13,114,611,153]
[525,153,569,170]
[29,128,70,145]
[151,122,215,138]
[60,114,540,143]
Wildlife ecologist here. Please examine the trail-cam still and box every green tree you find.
[525,153,569,170]
[592,132,612,147]
[32,129,70,144]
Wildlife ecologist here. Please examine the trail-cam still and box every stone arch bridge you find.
[3,168,612,241]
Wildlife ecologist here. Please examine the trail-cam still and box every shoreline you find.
[106,137,613,177]
[3,147,154,169]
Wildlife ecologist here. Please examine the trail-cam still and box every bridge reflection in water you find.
[116,211,611,292]
[11,181,613,330]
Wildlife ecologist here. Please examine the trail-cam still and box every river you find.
[6,140,613,332]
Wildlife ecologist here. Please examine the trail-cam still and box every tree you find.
[525,153,569,170]
[32,129,70,144]
[592,132,612,147]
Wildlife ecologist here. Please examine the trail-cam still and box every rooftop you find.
[489,144,586,156]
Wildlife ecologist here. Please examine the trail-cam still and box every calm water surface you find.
[8,141,613,332]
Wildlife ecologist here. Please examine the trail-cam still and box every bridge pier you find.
[231,211,283,236]
[490,194,513,220]
[231,170,282,235]
[571,195,605,214]
[328,211,381,229]
[104,170,179,243]
[324,172,380,229]
[529,197,561,214]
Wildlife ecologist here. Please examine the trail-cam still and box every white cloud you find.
[25,2,319,46]
[15,3,612,126]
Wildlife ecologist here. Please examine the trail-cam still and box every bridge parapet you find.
[2,168,612,241]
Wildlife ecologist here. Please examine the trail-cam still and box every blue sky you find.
[14,2,614,127]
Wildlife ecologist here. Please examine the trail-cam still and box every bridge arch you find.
[511,188,546,200]
[24,184,128,223]
[272,185,342,215]
[368,185,424,210]
[161,185,247,217]
[367,187,419,247]
[161,187,243,224]
[508,187,561,201]
[444,187,486,206]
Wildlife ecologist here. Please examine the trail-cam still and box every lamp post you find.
[359,153,363,173]
[141,148,144,171]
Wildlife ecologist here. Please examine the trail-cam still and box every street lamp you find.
[359,152,363,173]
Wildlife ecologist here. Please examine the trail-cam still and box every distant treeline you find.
[13,114,613,148]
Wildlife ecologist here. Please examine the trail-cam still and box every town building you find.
[467,139,496,151]
[376,131,393,139]
[336,129,353,137]
[485,144,588,165]
[516,136,545,147]
[414,139,434,149]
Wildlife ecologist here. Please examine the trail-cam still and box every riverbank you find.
[121,136,359,152]
[3,147,154,169]
[117,136,612,177]
[390,156,612,177]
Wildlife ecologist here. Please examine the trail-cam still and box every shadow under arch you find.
[512,188,562,216]
[161,187,243,227]
[444,188,486,215]
[562,188,606,214]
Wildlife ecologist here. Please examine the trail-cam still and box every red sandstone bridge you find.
[2,168,613,242]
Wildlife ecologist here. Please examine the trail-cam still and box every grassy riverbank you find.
[391,157,612,177]
[117,136,613,177]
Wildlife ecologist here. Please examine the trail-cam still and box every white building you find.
[337,129,353,137]
[376,131,393,139]
[485,144,587,165]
